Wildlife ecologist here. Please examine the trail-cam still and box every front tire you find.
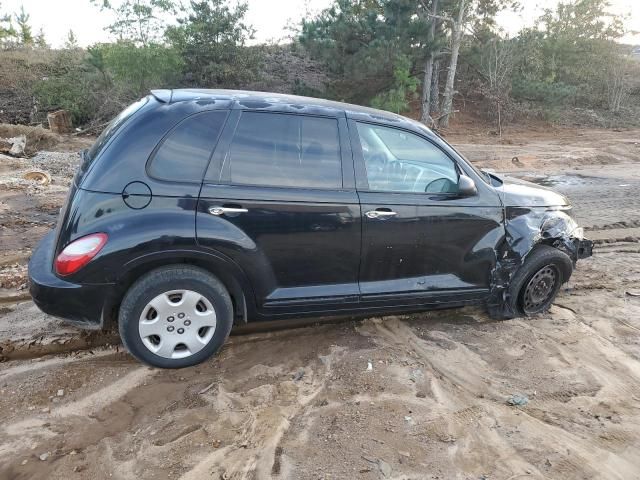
[118,265,233,368]
[498,245,573,319]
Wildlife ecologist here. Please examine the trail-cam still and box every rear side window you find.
[227,112,342,189]
[148,111,227,183]
[79,97,148,182]
[87,97,148,163]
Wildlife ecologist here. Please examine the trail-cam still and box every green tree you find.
[14,5,32,45]
[91,0,176,45]
[371,55,418,113]
[0,2,16,43]
[97,41,183,96]
[512,0,626,108]
[300,0,513,124]
[300,0,426,105]
[65,29,79,49]
[34,49,98,124]
[34,27,47,48]
[166,0,258,87]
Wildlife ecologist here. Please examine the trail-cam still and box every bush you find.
[511,78,578,105]
[98,42,184,96]
[32,49,100,125]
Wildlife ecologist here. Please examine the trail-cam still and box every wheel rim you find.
[522,264,559,314]
[138,289,217,359]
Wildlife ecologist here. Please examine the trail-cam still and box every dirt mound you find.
[0,124,61,156]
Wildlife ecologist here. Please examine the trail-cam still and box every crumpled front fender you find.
[487,206,593,318]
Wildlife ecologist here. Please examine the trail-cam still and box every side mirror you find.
[458,175,478,197]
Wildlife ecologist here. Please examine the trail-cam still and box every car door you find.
[196,110,361,316]
[350,119,504,308]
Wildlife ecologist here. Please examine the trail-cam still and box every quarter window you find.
[228,112,342,189]
[148,111,227,183]
[356,122,459,193]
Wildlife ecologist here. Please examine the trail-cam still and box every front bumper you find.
[28,230,116,330]
[575,238,593,260]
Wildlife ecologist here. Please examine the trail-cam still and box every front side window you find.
[148,111,227,183]
[228,112,342,189]
[356,122,459,193]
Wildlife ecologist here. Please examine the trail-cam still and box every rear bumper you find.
[28,230,116,330]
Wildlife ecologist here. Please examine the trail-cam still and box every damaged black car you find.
[28,89,593,368]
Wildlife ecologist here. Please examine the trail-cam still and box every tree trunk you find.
[47,110,72,134]
[439,0,466,128]
[419,0,439,125]
[431,59,440,113]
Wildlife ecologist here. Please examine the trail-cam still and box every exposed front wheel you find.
[119,266,233,368]
[520,264,561,314]
[493,245,573,319]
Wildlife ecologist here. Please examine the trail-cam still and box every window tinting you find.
[148,111,227,183]
[228,112,342,189]
[356,122,458,194]
[87,97,148,164]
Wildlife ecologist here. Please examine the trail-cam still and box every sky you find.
[1,0,638,48]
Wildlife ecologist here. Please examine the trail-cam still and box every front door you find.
[197,110,361,315]
[351,120,504,308]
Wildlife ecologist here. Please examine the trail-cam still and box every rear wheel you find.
[119,265,233,368]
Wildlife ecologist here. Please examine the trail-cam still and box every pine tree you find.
[14,4,32,45]
[90,0,176,46]
[65,29,79,49]
[0,2,16,43]
[35,27,47,48]
[166,0,257,87]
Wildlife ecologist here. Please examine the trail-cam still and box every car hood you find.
[495,176,570,208]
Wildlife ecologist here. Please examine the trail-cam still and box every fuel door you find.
[122,181,152,209]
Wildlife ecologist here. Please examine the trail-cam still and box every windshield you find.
[430,129,492,185]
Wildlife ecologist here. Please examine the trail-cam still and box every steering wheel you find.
[425,177,457,193]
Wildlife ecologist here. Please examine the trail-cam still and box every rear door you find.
[196,110,361,316]
[351,120,504,308]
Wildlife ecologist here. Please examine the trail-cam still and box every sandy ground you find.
[1,124,640,479]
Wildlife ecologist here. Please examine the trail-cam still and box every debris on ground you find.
[409,368,423,382]
[507,394,530,406]
[0,135,26,157]
[362,456,392,478]
[0,263,28,290]
[22,169,52,185]
[0,123,62,156]
[378,459,392,477]
[198,381,216,395]
[47,110,72,134]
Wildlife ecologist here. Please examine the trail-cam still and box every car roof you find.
[150,88,407,123]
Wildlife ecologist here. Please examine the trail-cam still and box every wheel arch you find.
[103,249,256,329]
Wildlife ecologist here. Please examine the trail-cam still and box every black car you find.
[28,89,593,368]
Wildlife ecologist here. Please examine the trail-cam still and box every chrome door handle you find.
[365,210,397,219]
[208,206,248,216]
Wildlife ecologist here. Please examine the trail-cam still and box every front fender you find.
[487,206,592,318]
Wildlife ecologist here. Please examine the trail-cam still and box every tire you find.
[118,265,233,368]
[500,245,573,319]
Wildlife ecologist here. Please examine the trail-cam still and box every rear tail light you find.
[55,233,108,276]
